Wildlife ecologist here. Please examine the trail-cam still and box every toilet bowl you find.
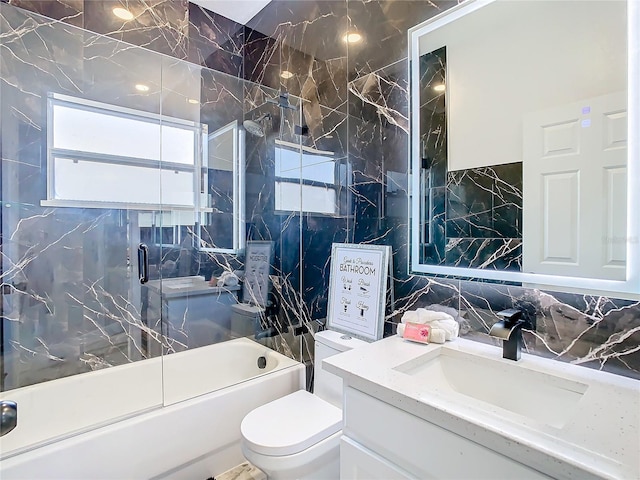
[240,330,368,480]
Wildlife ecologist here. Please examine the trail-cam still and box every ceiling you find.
[190,0,272,25]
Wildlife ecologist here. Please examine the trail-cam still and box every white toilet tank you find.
[313,330,368,408]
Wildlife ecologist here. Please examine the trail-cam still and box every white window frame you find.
[43,93,206,211]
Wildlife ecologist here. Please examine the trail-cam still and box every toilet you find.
[240,330,367,479]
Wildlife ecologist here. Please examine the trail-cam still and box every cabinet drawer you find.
[341,437,415,480]
[344,387,551,480]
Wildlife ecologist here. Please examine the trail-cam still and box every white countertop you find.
[324,336,640,480]
[145,276,240,298]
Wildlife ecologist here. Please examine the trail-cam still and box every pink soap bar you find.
[402,322,432,343]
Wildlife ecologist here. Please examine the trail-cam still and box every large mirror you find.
[409,0,639,298]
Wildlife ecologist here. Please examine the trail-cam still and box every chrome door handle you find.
[0,400,17,436]
[138,243,149,284]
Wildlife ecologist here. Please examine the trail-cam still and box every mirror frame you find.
[409,0,640,299]
[198,120,246,254]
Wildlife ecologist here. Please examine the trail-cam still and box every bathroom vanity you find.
[144,276,240,351]
[324,337,640,480]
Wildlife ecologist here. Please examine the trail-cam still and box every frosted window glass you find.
[53,105,196,165]
[161,125,195,165]
[275,182,336,214]
[53,105,162,160]
[275,147,334,183]
[160,169,196,206]
[54,158,194,206]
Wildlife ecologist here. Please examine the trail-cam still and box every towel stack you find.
[216,271,240,287]
[397,307,460,344]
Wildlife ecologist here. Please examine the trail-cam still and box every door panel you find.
[0,5,164,455]
[523,92,627,280]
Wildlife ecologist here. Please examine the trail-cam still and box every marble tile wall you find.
[246,0,350,354]
[444,163,522,270]
[3,0,244,76]
[251,0,639,380]
[340,0,640,379]
[2,0,638,385]
[418,47,522,270]
[0,2,254,389]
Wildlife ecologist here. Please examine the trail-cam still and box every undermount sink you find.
[393,346,588,429]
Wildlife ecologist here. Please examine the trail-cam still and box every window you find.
[274,140,340,215]
[45,93,205,209]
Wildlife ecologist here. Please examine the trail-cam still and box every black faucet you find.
[488,308,533,361]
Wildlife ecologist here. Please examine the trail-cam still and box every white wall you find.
[420,0,627,171]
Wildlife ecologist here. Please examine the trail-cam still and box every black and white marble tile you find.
[84,0,189,60]
[2,0,639,392]
[458,280,640,379]
[188,2,244,57]
[5,0,83,26]
[244,27,281,89]
[445,238,522,271]
[215,462,266,480]
[349,59,409,134]
[188,3,243,76]
[346,0,457,81]
[247,0,348,111]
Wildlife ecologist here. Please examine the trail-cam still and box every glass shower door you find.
[0,4,164,455]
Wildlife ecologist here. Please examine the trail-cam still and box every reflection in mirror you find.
[199,121,245,253]
[410,0,639,297]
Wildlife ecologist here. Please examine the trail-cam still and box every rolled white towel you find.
[425,304,463,322]
[427,318,459,341]
[401,310,420,324]
[225,273,239,286]
[416,308,453,323]
[216,272,239,287]
[429,328,447,344]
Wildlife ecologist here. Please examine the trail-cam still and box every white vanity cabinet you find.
[340,386,552,480]
[341,436,414,479]
[326,337,639,480]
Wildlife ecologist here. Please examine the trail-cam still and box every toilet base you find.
[241,430,341,480]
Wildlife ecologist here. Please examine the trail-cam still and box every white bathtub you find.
[0,337,305,479]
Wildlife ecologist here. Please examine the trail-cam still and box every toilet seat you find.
[241,390,342,456]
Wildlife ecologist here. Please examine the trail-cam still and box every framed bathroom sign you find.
[243,241,274,307]
[327,243,391,342]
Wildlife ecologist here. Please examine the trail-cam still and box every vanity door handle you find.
[138,243,149,284]
[0,400,18,436]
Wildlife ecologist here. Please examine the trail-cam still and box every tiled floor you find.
[214,462,266,480]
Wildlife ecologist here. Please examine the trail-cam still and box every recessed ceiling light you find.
[135,83,150,92]
[112,7,134,21]
[432,83,446,92]
[187,98,199,104]
[280,70,294,79]
[343,32,363,44]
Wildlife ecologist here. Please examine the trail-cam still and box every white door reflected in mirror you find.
[523,92,627,281]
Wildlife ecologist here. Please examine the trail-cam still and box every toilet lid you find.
[241,390,342,456]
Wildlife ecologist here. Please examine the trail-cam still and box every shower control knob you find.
[0,400,17,436]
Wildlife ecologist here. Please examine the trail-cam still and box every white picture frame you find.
[326,243,391,342]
